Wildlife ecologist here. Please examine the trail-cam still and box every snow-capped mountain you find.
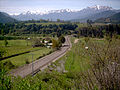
[87,5,113,10]
[48,9,76,13]
[19,9,78,15]
[11,5,117,21]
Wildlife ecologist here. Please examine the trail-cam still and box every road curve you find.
[10,36,72,78]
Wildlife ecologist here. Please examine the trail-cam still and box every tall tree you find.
[4,37,8,47]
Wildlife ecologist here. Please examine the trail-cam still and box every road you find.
[10,36,72,78]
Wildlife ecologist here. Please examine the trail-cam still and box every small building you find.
[48,43,53,46]
[42,38,53,48]
[44,40,49,44]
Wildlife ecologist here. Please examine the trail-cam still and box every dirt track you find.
[10,36,71,78]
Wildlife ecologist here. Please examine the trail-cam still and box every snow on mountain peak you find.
[96,5,100,10]
[18,9,79,16]
[14,5,114,16]
[48,9,77,13]
[88,5,113,10]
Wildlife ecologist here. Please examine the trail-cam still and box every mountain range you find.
[11,5,117,22]
[0,5,120,23]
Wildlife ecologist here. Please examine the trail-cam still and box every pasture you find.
[0,39,52,69]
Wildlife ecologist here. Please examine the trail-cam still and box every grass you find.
[0,39,52,69]
[0,40,40,58]
[64,37,90,72]
[1,36,110,90]
[76,23,88,28]
[55,37,105,72]
[25,22,65,25]
[2,47,52,67]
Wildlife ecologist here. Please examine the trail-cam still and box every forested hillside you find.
[0,12,17,23]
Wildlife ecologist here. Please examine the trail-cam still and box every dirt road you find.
[10,36,71,78]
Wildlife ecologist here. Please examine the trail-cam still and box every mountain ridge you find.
[11,5,116,21]
[95,12,120,23]
[0,12,17,23]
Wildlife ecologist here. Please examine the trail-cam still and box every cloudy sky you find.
[0,0,120,15]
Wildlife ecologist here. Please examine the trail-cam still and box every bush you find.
[32,38,44,47]
[3,61,15,69]
[81,38,120,89]
[0,69,12,90]
[25,59,30,64]
[0,48,6,60]
[4,37,8,47]
[58,36,65,43]
[52,39,61,50]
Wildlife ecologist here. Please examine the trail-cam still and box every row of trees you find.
[77,24,120,38]
[0,23,78,36]
[0,22,120,39]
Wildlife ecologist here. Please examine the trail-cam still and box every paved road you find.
[10,36,72,78]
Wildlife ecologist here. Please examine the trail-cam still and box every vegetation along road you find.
[10,36,72,78]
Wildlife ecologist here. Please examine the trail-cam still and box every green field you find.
[0,39,52,69]
[0,37,105,72]
[0,40,35,57]
[2,47,52,67]
[55,37,105,72]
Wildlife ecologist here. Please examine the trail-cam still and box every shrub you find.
[3,61,15,69]
[0,48,6,60]
[52,39,62,50]
[32,38,44,47]
[0,69,12,90]
[25,59,30,64]
[58,36,65,43]
[81,38,120,89]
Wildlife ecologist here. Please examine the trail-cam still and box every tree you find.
[1,29,4,36]
[57,19,60,22]
[57,32,61,37]
[58,36,65,43]
[52,39,61,50]
[87,19,93,27]
[4,37,8,47]
[32,38,44,47]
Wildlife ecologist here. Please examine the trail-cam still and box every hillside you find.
[95,12,120,23]
[0,12,17,23]
[71,10,116,22]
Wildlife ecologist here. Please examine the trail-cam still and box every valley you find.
[0,1,120,90]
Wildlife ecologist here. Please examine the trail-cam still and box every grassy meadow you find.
[0,40,34,57]
[58,37,104,72]
[0,39,52,70]
[2,47,52,67]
